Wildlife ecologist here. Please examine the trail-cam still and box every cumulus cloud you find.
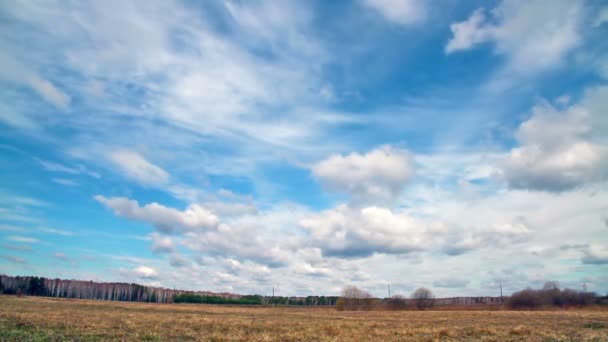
[361,0,426,25]
[149,232,174,253]
[442,223,530,256]
[500,92,608,192]
[108,150,169,187]
[445,9,492,54]
[118,265,160,280]
[299,204,430,258]
[581,245,608,264]
[312,145,414,204]
[202,201,258,217]
[446,0,582,73]
[95,195,218,233]
[169,253,190,267]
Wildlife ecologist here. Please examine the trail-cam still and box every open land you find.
[1,295,607,341]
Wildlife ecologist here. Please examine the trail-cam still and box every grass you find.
[1,295,607,341]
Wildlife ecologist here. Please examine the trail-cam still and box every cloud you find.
[2,244,31,251]
[361,0,426,25]
[27,76,71,110]
[108,150,169,187]
[169,253,190,268]
[130,266,159,279]
[312,145,414,204]
[1,255,27,264]
[446,0,583,73]
[202,201,258,217]
[53,252,79,266]
[52,178,79,187]
[6,235,38,243]
[445,9,492,54]
[36,158,101,178]
[299,204,429,258]
[39,227,74,236]
[594,7,608,27]
[500,90,608,192]
[441,223,530,256]
[581,245,608,264]
[433,278,470,288]
[95,195,219,233]
[0,53,70,110]
[149,233,174,254]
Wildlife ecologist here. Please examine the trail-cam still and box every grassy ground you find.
[1,295,607,341]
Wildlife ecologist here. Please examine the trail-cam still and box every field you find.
[1,295,607,341]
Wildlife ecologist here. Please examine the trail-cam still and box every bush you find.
[335,298,345,311]
[387,295,407,310]
[508,289,543,309]
[412,288,435,310]
[507,283,598,309]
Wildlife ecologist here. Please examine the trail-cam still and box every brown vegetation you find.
[1,295,608,341]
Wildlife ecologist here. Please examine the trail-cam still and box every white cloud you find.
[6,235,38,243]
[582,245,608,264]
[36,158,101,178]
[446,0,583,73]
[312,145,414,204]
[95,195,219,233]
[202,201,258,217]
[40,227,74,236]
[445,9,492,54]
[132,266,159,279]
[1,255,27,264]
[169,253,190,268]
[0,53,70,110]
[299,204,431,258]
[500,90,608,191]
[27,76,70,110]
[108,150,169,187]
[362,0,426,25]
[149,232,174,253]
[433,278,469,288]
[52,178,79,187]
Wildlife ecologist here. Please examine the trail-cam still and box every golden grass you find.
[1,295,607,341]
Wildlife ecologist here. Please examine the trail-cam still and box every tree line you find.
[336,286,436,311]
[336,282,607,311]
[507,281,606,309]
[0,275,337,306]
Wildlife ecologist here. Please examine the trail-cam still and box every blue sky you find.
[1,0,607,297]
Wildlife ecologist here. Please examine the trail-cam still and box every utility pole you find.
[500,281,503,304]
[388,283,391,299]
[272,285,275,308]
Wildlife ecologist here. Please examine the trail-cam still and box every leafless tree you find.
[340,285,372,310]
[412,287,435,310]
[387,294,407,310]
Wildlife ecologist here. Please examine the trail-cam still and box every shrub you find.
[411,288,435,310]
[387,295,407,310]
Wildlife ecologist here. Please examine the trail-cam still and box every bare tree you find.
[411,287,435,310]
[542,281,559,291]
[340,286,372,311]
[387,294,407,310]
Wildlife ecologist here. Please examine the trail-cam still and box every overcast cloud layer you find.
[1,0,607,297]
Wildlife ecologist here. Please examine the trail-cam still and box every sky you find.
[0,0,607,298]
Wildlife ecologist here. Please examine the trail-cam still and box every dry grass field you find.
[1,295,607,341]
